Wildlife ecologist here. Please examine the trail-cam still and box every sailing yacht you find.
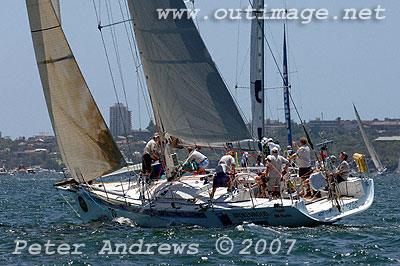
[25,0,374,227]
[353,104,386,174]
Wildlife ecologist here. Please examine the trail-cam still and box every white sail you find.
[250,0,265,140]
[126,0,252,144]
[50,0,60,22]
[353,104,384,172]
[26,0,126,182]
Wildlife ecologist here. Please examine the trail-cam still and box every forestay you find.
[26,0,126,182]
[127,0,252,144]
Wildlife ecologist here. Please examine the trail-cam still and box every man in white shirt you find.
[265,147,290,195]
[141,133,161,176]
[267,138,281,155]
[329,152,349,184]
[289,137,312,197]
[241,152,250,167]
[185,147,208,175]
[210,151,236,199]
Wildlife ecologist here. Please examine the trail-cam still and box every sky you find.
[0,0,399,138]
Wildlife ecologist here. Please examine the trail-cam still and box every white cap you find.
[271,147,279,153]
[268,138,273,142]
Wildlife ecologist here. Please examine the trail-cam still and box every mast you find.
[250,0,265,140]
[353,104,384,172]
[283,24,292,146]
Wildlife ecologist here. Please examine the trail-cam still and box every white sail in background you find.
[126,0,252,144]
[26,0,126,182]
[250,0,265,140]
[354,104,385,172]
[50,0,60,22]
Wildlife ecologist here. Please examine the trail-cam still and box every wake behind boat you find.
[25,0,374,228]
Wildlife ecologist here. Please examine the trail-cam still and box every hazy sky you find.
[1,0,399,138]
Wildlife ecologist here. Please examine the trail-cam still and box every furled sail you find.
[250,0,265,141]
[126,0,252,144]
[282,25,292,146]
[26,0,126,182]
[353,104,385,172]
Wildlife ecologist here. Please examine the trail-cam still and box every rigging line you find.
[265,91,274,122]
[104,0,134,160]
[234,0,243,93]
[58,191,82,219]
[105,1,130,111]
[237,46,250,87]
[191,0,201,32]
[92,0,100,23]
[92,0,133,162]
[122,0,153,120]
[288,91,316,154]
[117,0,148,127]
[99,18,133,29]
[137,76,142,129]
[264,18,282,65]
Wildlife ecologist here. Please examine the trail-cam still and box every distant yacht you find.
[353,104,386,174]
[0,166,7,175]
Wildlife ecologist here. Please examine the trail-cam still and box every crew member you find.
[241,152,250,167]
[329,152,349,184]
[289,137,312,197]
[141,133,161,176]
[265,147,290,196]
[210,151,236,199]
[185,147,209,175]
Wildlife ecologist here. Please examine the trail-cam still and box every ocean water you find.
[0,173,399,265]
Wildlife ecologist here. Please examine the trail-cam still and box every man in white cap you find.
[267,138,281,155]
[264,147,290,196]
[141,133,161,176]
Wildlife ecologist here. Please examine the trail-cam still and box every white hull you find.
[60,176,374,228]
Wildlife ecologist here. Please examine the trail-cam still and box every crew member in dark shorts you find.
[141,133,161,176]
[210,151,236,199]
[289,137,312,197]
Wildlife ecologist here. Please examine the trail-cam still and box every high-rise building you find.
[110,103,132,137]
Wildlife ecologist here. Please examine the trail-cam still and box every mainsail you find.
[250,0,265,141]
[26,0,126,182]
[126,0,252,144]
[353,104,385,172]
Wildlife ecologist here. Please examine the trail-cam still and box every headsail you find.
[126,0,252,144]
[250,0,265,140]
[353,104,385,172]
[26,0,126,182]
[50,0,60,22]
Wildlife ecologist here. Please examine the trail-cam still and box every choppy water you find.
[0,173,399,265]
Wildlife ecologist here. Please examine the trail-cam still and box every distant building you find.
[110,103,132,137]
[309,117,341,131]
